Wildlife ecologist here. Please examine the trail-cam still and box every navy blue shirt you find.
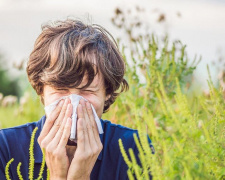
[0,115,154,180]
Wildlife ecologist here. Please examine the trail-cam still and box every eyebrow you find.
[82,82,100,89]
[84,86,100,91]
[55,86,100,91]
[88,84,98,88]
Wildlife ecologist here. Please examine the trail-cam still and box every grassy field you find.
[0,90,44,129]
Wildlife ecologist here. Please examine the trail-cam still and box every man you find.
[0,19,153,179]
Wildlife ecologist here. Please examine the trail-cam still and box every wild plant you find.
[103,35,225,179]
[4,127,47,180]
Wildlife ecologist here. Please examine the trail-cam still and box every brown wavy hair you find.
[26,19,129,113]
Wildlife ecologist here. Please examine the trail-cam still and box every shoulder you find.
[0,115,45,160]
[99,120,139,178]
[100,119,144,160]
[0,121,38,149]
[99,119,154,179]
[101,119,138,147]
[0,116,46,180]
[0,115,45,141]
[100,119,154,155]
[0,121,37,135]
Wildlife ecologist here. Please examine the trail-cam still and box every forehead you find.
[79,72,104,88]
[45,72,105,94]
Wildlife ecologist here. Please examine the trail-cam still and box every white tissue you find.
[44,94,104,143]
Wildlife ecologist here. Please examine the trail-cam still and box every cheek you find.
[44,93,68,106]
[85,98,101,110]
[84,96,105,116]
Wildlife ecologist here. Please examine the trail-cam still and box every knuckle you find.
[46,145,53,153]
[63,126,70,133]
[87,108,93,114]
[91,123,95,129]
[51,109,61,119]
[40,140,47,148]
[78,135,84,142]
[47,116,55,124]
[62,106,67,113]
[85,149,93,157]
[54,119,61,128]
[92,147,99,154]
[37,137,42,145]
[59,107,67,117]
[100,144,103,150]
[79,154,87,160]
[98,143,103,151]
[52,150,60,157]
[83,128,87,133]
[89,152,94,158]
[56,103,63,111]
[64,121,70,129]
[59,126,64,134]
[86,124,92,130]
[55,122,61,128]
[62,134,68,142]
[65,124,70,130]
[99,142,103,148]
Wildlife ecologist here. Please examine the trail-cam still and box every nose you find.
[67,88,81,96]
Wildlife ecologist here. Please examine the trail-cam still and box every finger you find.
[77,104,87,151]
[50,103,73,148]
[86,102,102,152]
[85,102,103,160]
[38,99,64,144]
[83,101,99,150]
[79,101,92,151]
[54,98,70,126]
[41,98,70,144]
[76,117,85,151]
[44,114,67,154]
[86,102,99,141]
[80,100,95,142]
[79,99,87,124]
[58,117,72,148]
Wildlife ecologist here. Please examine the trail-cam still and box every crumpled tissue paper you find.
[44,94,104,143]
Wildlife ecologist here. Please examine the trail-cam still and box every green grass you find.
[0,89,44,129]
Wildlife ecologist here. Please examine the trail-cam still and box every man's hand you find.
[38,98,72,180]
[67,99,103,180]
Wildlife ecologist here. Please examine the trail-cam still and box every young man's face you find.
[42,73,110,119]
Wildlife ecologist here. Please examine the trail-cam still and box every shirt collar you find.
[34,115,103,163]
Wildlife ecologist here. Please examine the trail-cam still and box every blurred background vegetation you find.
[0,3,225,180]
[0,54,20,97]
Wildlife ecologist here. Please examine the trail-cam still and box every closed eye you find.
[57,88,68,91]
[55,89,69,93]
[83,90,94,92]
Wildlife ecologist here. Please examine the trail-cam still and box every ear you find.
[105,94,111,101]
[40,95,45,105]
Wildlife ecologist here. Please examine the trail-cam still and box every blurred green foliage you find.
[0,89,44,129]
[0,54,20,97]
